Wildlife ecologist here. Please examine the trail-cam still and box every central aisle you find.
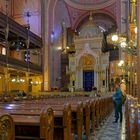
[91,111,126,140]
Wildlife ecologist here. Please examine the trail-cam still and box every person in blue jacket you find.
[112,82,123,123]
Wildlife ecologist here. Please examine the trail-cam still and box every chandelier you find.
[118,60,131,72]
[107,32,137,56]
[107,32,127,46]
[11,76,25,84]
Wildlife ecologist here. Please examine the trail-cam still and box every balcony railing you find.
[0,12,42,48]
[0,54,42,74]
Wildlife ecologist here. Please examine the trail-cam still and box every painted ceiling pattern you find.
[68,0,110,5]
[103,2,117,18]
[64,0,116,10]
[66,2,117,30]
[67,5,85,28]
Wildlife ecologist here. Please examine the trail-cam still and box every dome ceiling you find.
[66,2,117,32]
[64,0,115,10]
[77,13,117,32]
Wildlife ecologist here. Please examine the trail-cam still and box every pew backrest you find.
[40,107,54,140]
[63,103,72,140]
[0,114,15,140]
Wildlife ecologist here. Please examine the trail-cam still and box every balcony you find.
[0,54,42,74]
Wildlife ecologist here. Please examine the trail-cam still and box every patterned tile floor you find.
[91,110,126,140]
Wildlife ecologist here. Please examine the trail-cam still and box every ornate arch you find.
[64,0,116,10]
[73,10,117,30]
[78,54,96,70]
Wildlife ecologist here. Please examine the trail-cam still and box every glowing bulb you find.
[135,27,137,34]
[11,79,16,82]
[118,60,124,67]
[120,42,127,48]
[112,34,118,42]
[120,60,124,64]
[118,62,122,67]
[57,47,62,50]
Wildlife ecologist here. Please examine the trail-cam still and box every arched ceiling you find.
[64,0,119,32]
[76,13,117,33]
[64,0,116,10]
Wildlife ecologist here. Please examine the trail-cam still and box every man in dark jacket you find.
[112,82,123,123]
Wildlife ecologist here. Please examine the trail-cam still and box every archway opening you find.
[79,54,95,91]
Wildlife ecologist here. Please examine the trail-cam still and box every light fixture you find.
[66,46,70,49]
[11,76,25,84]
[111,34,118,42]
[107,33,126,45]
[107,32,137,55]
[10,40,25,51]
[57,46,62,50]
[30,81,41,86]
[118,60,124,67]
[120,42,127,48]
[134,27,137,34]
[51,31,54,43]
[118,60,132,72]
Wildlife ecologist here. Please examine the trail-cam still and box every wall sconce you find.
[51,31,54,43]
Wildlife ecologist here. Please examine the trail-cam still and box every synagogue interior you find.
[0,0,139,140]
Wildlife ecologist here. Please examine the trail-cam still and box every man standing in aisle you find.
[112,82,123,123]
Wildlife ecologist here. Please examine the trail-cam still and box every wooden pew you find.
[84,100,91,140]
[40,107,54,140]
[91,99,96,134]
[0,114,15,140]
[71,102,83,140]
[0,96,91,140]
[63,104,72,140]
[53,103,73,140]
[125,97,139,140]
[14,107,54,140]
[0,103,73,140]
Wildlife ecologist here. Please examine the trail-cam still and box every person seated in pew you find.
[90,86,97,97]
[22,91,27,96]
[18,90,27,97]
[96,90,101,97]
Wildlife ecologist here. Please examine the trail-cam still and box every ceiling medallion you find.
[64,0,116,10]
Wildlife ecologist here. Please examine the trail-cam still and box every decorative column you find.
[106,66,109,92]
[129,0,136,96]
[94,65,97,87]
[130,0,136,23]
[41,0,50,91]
[137,0,140,102]
[4,68,10,94]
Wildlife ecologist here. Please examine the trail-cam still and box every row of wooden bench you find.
[125,96,140,140]
[0,96,113,140]
[0,93,95,103]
